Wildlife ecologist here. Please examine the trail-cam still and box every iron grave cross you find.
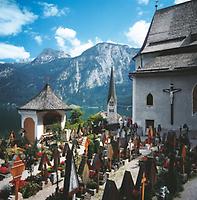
[163,83,182,125]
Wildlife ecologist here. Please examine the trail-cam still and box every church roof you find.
[19,84,72,111]
[141,0,197,54]
[140,52,197,71]
[132,0,197,75]
[107,67,117,103]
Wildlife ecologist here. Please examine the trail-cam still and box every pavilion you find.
[18,84,72,144]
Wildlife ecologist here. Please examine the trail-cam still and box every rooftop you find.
[141,0,197,54]
[143,52,197,71]
[19,84,72,111]
[107,67,117,103]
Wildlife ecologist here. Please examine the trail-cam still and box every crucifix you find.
[163,83,182,125]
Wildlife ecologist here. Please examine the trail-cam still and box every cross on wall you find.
[163,83,182,125]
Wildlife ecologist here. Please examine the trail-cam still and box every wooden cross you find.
[163,83,181,125]
[141,172,147,200]
[10,156,25,200]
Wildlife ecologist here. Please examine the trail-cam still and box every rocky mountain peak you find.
[31,48,71,64]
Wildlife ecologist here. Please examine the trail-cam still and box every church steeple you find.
[107,67,117,103]
[107,67,118,124]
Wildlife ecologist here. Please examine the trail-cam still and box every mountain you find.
[31,48,71,64]
[0,42,138,116]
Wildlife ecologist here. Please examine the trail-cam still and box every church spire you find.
[107,67,118,124]
[107,67,117,103]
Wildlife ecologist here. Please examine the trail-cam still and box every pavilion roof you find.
[19,84,72,111]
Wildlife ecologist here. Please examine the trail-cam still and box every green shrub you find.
[20,182,42,198]
[86,181,97,189]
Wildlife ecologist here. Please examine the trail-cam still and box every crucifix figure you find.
[163,83,182,125]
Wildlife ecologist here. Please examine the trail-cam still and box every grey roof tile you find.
[140,52,197,71]
[142,1,197,53]
[19,84,71,111]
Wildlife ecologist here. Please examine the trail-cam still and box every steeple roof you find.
[19,84,71,111]
[107,67,117,103]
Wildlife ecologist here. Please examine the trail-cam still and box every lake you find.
[0,104,21,138]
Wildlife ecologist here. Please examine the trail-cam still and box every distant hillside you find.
[0,42,138,116]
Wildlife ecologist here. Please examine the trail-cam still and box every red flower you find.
[37,152,43,157]
[60,160,65,165]
[89,170,96,178]
[18,180,28,189]
[0,166,9,174]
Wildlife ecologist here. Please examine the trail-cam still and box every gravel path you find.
[174,177,197,200]
[91,148,152,200]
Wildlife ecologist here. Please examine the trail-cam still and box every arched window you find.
[193,84,197,114]
[147,93,153,106]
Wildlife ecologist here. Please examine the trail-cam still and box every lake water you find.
[0,105,21,138]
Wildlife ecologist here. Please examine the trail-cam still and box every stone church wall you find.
[132,72,197,133]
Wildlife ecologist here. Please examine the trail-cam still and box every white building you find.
[18,84,72,143]
[131,0,197,132]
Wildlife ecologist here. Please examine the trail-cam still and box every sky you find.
[0,0,191,62]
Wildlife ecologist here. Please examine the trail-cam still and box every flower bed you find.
[10,175,43,199]
[20,181,42,198]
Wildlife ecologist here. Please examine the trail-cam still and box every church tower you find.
[107,67,118,124]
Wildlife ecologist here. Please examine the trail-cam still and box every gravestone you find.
[102,179,120,200]
[119,171,135,200]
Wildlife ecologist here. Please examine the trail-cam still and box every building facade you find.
[18,84,72,143]
[131,0,197,132]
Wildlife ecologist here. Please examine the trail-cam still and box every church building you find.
[131,0,197,132]
[107,67,118,124]
[18,84,72,144]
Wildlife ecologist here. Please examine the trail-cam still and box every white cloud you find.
[39,2,69,17]
[125,20,150,48]
[0,43,30,60]
[56,27,76,39]
[34,35,43,45]
[174,0,190,4]
[55,27,100,57]
[138,0,149,5]
[0,0,37,36]
[70,40,94,57]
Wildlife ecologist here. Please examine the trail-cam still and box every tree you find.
[70,109,83,124]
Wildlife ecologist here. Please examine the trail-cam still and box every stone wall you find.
[132,71,197,133]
